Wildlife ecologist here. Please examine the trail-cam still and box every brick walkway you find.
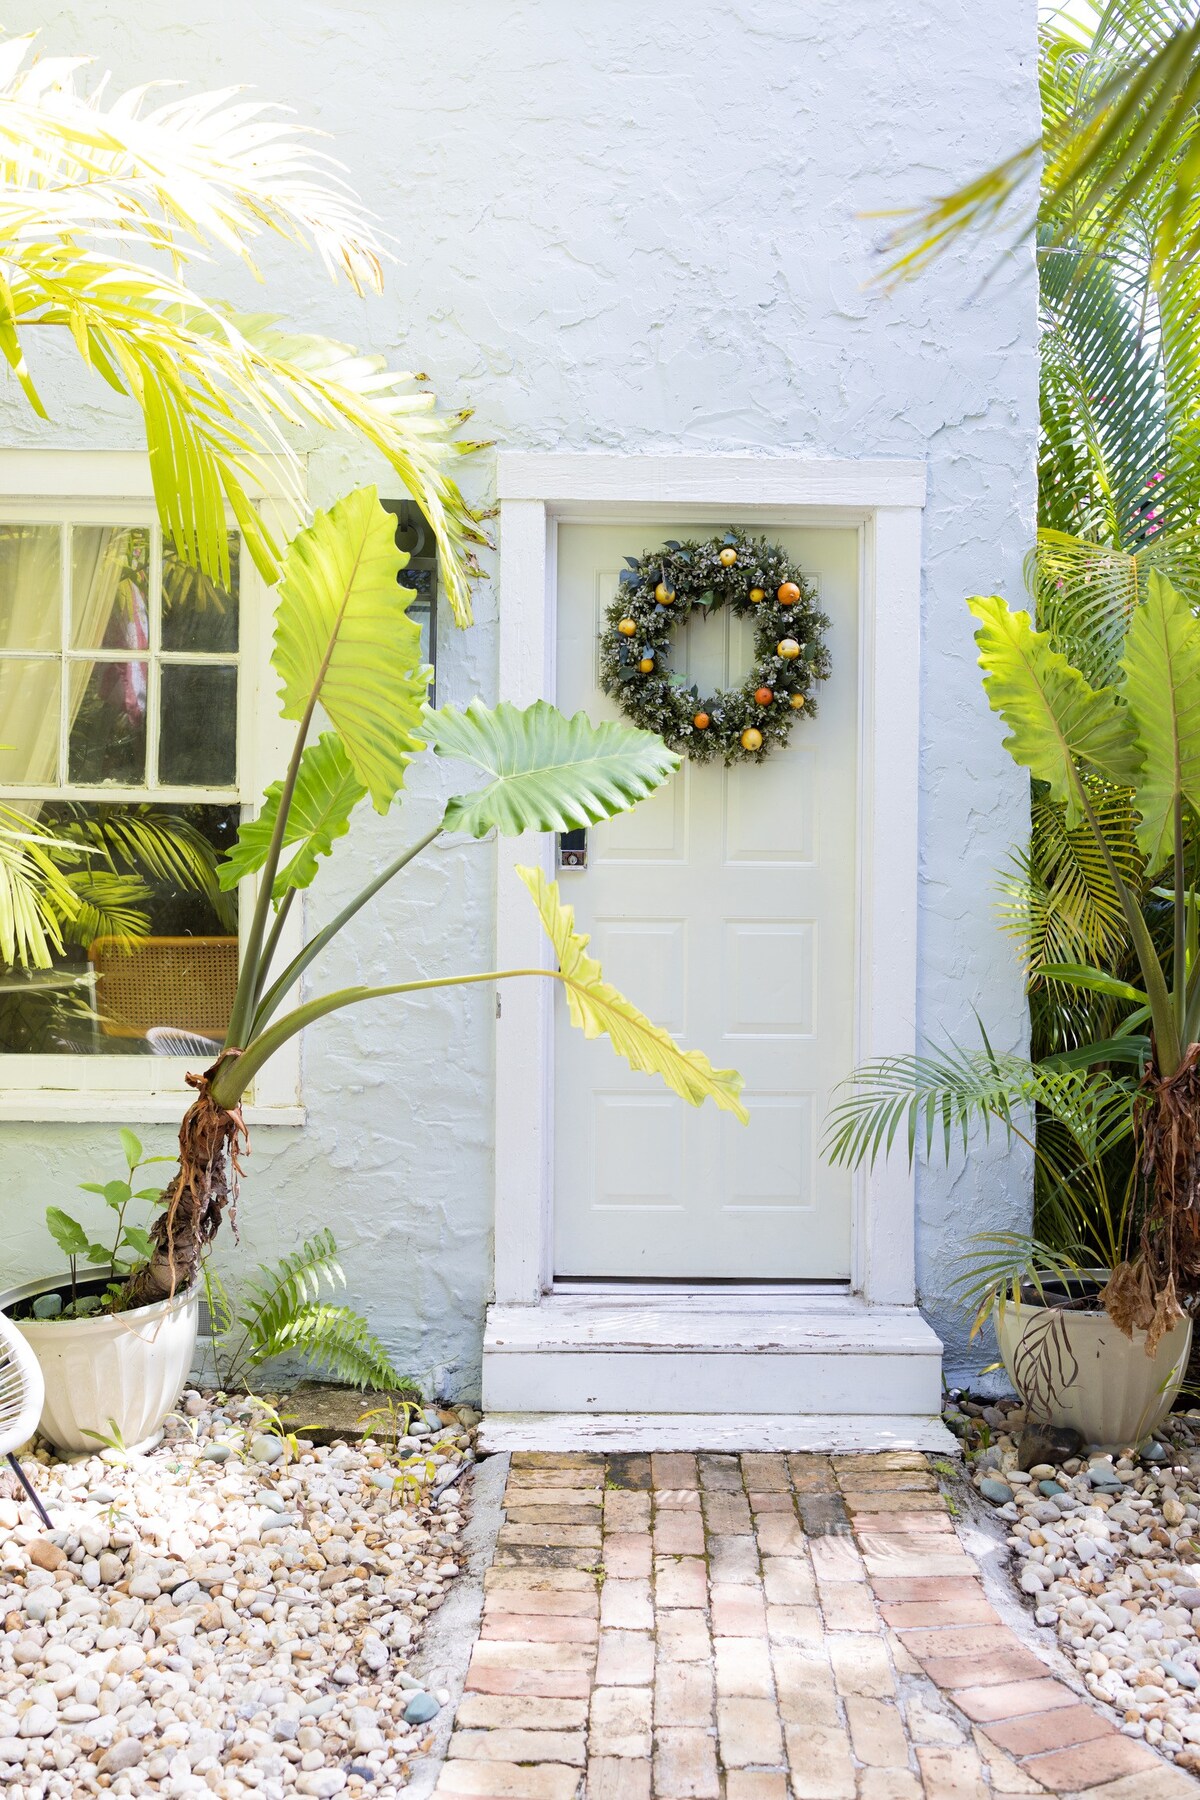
[434,1450,1200,1800]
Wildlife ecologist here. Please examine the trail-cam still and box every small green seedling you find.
[44,1130,172,1317]
[79,1416,132,1464]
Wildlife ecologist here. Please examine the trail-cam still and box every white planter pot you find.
[994,1297,1192,1449]
[1,1270,199,1454]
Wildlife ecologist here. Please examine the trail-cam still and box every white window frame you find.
[0,451,304,1124]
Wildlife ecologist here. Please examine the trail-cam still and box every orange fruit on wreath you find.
[778,581,800,606]
[741,727,763,751]
[617,617,637,636]
[754,686,774,706]
[693,712,710,730]
[638,656,655,673]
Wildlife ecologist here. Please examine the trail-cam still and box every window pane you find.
[159,663,237,786]
[68,660,148,784]
[0,659,61,783]
[0,801,239,1055]
[162,536,239,652]
[0,525,60,651]
[69,527,150,652]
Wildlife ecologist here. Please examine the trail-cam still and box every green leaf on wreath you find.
[619,570,638,585]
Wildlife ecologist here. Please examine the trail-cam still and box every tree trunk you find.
[120,1052,247,1310]
[1103,1042,1200,1351]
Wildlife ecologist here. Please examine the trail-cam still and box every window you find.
[0,456,301,1120]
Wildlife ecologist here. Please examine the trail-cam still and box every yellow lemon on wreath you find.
[654,582,675,605]
[741,727,763,751]
[777,638,801,660]
[719,547,738,566]
[638,656,655,673]
[617,617,637,636]
[789,692,806,710]
[749,587,765,603]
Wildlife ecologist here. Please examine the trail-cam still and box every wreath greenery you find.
[598,527,831,764]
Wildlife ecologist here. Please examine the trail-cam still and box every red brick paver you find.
[436,1451,1200,1798]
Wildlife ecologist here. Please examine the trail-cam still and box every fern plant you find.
[201,1231,402,1394]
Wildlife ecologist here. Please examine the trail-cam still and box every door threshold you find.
[551,1279,852,1296]
[479,1412,958,1455]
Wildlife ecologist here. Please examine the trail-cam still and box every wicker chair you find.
[0,1311,51,1527]
[88,935,239,1042]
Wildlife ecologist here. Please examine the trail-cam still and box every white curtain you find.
[0,526,137,789]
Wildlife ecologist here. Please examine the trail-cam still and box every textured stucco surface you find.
[0,0,1039,1393]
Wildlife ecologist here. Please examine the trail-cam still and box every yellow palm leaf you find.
[517,863,748,1122]
[0,33,483,619]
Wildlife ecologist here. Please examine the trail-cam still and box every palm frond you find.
[58,871,150,947]
[206,1230,402,1391]
[243,1303,400,1390]
[999,786,1140,977]
[0,35,483,617]
[0,35,388,287]
[876,5,1200,287]
[234,1229,345,1352]
[949,1232,1093,1338]
[822,1041,1035,1169]
[0,803,81,968]
[53,804,235,930]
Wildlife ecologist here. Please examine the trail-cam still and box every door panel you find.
[553,521,858,1279]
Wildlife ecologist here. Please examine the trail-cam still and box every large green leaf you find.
[431,699,680,838]
[272,487,430,811]
[1037,961,1147,1004]
[518,863,748,1121]
[970,594,1140,816]
[1121,570,1200,869]
[219,732,367,897]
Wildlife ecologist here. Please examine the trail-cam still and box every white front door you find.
[553,521,859,1280]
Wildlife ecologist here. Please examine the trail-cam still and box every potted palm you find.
[827,5,1200,1450]
[2,487,745,1451]
[826,572,1200,1445]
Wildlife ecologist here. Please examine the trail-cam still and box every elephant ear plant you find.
[964,575,1200,1342]
[120,486,746,1310]
[829,570,1200,1352]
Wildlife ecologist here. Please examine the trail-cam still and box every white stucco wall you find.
[0,0,1038,1395]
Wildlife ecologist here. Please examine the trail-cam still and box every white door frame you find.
[493,452,926,1309]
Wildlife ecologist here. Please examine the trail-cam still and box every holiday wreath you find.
[598,527,831,763]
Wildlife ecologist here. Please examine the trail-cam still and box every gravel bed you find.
[956,1392,1200,1771]
[0,1390,478,1800]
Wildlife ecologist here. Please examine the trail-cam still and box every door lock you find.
[557,828,588,870]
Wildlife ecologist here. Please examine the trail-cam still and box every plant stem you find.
[253,888,296,1012]
[212,966,562,1108]
[1075,778,1181,1073]
[224,714,311,1047]
[225,526,375,1045]
[250,824,443,1034]
[1176,796,1187,1041]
